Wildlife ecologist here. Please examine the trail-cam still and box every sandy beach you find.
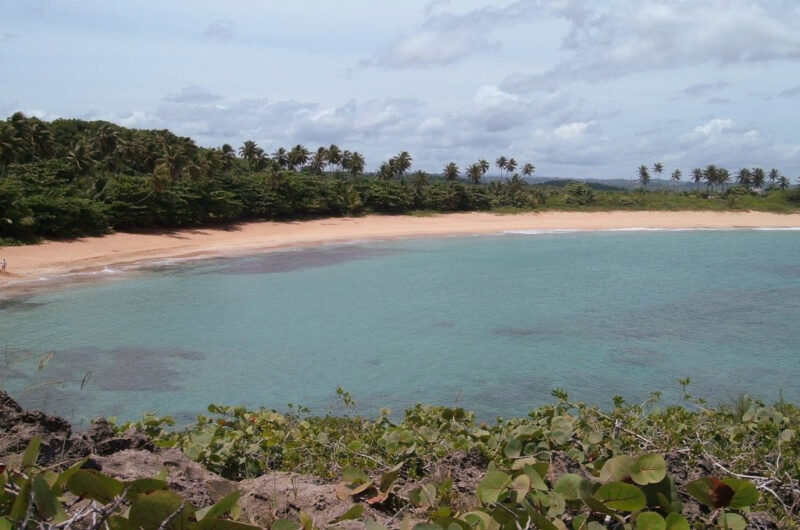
[1,210,799,290]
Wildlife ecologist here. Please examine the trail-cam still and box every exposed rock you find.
[0,390,72,465]
[238,472,394,528]
[94,448,236,508]
[0,391,153,466]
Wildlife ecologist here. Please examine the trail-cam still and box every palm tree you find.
[239,140,263,169]
[496,156,508,179]
[768,168,780,187]
[411,170,428,197]
[272,147,289,169]
[0,125,19,177]
[653,162,664,182]
[507,173,525,193]
[466,163,482,184]
[691,168,703,190]
[377,161,394,180]
[442,162,459,182]
[391,151,412,177]
[521,163,535,177]
[638,165,650,189]
[479,159,490,176]
[310,147,327,175]
[67,140,97,176]
[718,168,730,191]
[671,169,682,189]
[346,152,365,177]
[778,175,790,190]
[221,143,236,158]
[506,158,517,176]
[751,167,765,190]
[736,168,752,190]
[703,165,718,192]
[30,121,54,160]
[327,144,342,174]
[288,144,310,170]
[157,141,191,179]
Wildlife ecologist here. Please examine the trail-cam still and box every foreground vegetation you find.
[2,385,798,528]
[1,113,798,245]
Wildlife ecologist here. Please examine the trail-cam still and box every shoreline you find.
[2,210,800,294]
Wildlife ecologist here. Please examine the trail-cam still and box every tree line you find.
[0,113,546,243]
[638,162,791,191]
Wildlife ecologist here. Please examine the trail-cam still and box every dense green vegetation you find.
[107,386,797,528]
[1,113,798,245]
[4,386,797,528]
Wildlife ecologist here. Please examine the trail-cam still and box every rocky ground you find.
[0,391,487,527]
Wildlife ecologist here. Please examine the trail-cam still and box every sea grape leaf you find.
[379,462,404,493]
[32,474,64,521]
[329,504,364,524]
[635,512,666,530]
[22,436,41,469]
[631,454,667,485]
[477,470,511,505]
[722,478,759,509]
[718,512,747,530]
[594,481,646,512]
[685,478,734,509]
[523,464,548,491]
[599,455,635,483]
[554,474,585,501]
[504,437,523,458]
[128,490,195,530]
[664,512,690,530]
[67,469,124,504]
[196,491,242,524]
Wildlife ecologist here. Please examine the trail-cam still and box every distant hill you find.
[530,179,627,192]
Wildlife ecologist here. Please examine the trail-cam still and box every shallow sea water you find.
[1,230,799,424]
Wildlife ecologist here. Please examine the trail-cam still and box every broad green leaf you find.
[0,518,13,530]
[722,478,758,509]
[512,474,531,499]
[631,454,667,485]
[599,455,635,483]
[67,469,124,504]
[341,467,369,485]
[409,484,437,508]
[594,481,646,512]
[53,458,88,493]
[718,512,747,530]
[635,512,666,530]
[504,437,522,458]
[196,491,242,524]
[129,490,195,530]
[476,470,511,505]
[685,478,733,509]
[329,504,364,524]
[379,463,404,493]
[32,474,63,521]
[125,478,169,498]
[554,474,584,500]
[9,478,31,522]
[523,464,548,491]
[664,513,690,530]
[22,436,41,469]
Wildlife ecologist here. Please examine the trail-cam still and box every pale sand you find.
[1,210,799,290]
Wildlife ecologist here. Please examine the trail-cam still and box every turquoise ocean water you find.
[1,229,799,425]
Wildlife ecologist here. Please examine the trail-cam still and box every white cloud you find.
[690,118,735,138]
[553,121,593,139]
[504,0,800,92]
[202,19,234,42]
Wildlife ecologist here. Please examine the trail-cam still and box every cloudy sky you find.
[2,0,800,179]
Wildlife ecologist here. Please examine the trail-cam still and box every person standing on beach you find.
[1,258,6,273]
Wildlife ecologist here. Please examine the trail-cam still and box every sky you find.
[2,0,800,179]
